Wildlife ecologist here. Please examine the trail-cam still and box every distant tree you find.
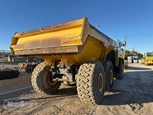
[125,50,130,55]
[137,53,143,58]
[124,49,143,59]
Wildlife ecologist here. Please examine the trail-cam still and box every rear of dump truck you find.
[10,17,125,104]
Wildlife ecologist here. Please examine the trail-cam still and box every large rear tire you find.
[77,61,105,104]
[31,62,61,95]
[105,61,114,91]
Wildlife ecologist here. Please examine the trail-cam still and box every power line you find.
[52,0,82,18]
[37,0,76,20]
[0,2,58,23]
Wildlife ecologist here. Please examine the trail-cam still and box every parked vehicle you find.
[143,52,153,65]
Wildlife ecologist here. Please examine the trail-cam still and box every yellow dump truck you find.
[10,17,125,104]
[143,52,153,65]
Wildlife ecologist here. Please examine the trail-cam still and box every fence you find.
[0,50,44,70]
[0,50,12,69]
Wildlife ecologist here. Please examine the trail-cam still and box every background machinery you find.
[142,52,153,65]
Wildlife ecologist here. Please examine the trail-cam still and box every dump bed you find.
[10,17,116,56]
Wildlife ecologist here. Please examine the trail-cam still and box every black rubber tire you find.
[0,69,19,80]
[77,61,106,105]
[31,62,61,95]
[105,61,114,91]
[115,60,124,80]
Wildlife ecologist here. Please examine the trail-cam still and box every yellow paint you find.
[10,17,119,66]
[145,57,153,65]
[10,18,86,51]
[143,52,153,65]
[38,36,107,65]
[11,25,83,51]
[141,58,144,64]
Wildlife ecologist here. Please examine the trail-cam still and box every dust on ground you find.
[0,63,153,115]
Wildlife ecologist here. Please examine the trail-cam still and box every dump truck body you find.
[11,17,117,65]
[10,17,125,104]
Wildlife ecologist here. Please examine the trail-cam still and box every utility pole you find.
[124,35,128,59]
[133,46,135,52]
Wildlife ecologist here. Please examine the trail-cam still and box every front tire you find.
[31,62,61,95]
[77,61,106,104]
[115,59,124,80]
[105,61,114,91]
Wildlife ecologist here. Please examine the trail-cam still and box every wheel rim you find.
[109,70,113,84]
[47,72,57,86]
[98,73,103,92]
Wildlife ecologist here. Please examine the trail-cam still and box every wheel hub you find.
[98,73,103,92]
[47,72,57,86]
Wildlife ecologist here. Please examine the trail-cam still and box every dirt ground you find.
[0,63,153,115]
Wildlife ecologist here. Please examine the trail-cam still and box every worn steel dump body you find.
[10,17,125,105]
[10,17,116,64]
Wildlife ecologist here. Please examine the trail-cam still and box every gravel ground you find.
[0,63,153,115]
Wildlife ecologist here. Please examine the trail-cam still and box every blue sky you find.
[0,0,153,54]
